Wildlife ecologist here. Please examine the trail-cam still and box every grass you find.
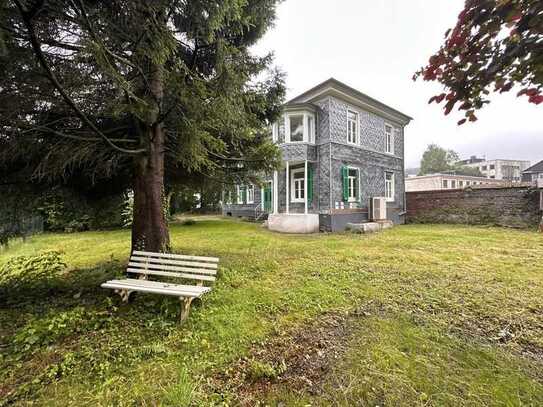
[1,218,542,406]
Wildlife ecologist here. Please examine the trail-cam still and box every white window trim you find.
[284,112,316,144]
[236,185,243,204]
[290,168,305,203]
[347,166,359,202]
[385,123,394,155]
[385,172,395,202]
[247,184,254,204]
[347,109,359,145]
[286,113,305,144]
[271,123,278,143]
[306,114,316,144]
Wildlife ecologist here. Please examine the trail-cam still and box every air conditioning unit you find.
[370,197,387,221]
[537,178,543,189]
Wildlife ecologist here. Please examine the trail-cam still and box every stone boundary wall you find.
[406,186,542,229]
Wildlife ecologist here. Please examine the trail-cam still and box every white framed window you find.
[347,110,358,144]
[385,124,394,154]
[284,112,316,144]
[291,168,305,202]
[385,172,395,202]
[459,180,464,188]
[451,180,456,189]
[247,184,254,204]
[466,181,471,186]
[307,114,315,144]
[236,185,243,204]
[288,114,304,142]
[271,123,278,143]
[347,168,359,202]
[443,180,448,189]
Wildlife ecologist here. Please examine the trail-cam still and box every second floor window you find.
[385,124,394,154]
[289,115,304,142]
[347,110,358,144]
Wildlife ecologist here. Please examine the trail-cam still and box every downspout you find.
[329,99,333,212]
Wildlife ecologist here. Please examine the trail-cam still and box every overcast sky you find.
[253,0,543,168]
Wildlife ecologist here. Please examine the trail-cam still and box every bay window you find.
[282,111,316,144]
[289,114,304,142]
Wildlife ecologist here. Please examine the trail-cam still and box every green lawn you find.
[1,219,542,406]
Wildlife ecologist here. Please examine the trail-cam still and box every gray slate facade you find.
[223,78,412,231]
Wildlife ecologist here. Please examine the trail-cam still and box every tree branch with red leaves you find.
[415,0,543,125]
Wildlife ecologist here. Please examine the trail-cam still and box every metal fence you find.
[0,216,44,246]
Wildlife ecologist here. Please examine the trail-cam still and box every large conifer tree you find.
[0,0,284,251]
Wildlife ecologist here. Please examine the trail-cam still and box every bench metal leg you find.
[179,297,194,323]
[115,288,133,303]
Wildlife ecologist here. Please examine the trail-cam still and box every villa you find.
[222,78,412,233]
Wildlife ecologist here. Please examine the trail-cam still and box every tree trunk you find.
[131,62,170,253]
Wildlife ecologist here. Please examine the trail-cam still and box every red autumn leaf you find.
[457,118,467,126]
[528,95,543,105]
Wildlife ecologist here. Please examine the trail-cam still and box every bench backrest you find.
[128,250,219,285]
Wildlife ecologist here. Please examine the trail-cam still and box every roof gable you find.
[287,78,413,125]
[524,160,543,173]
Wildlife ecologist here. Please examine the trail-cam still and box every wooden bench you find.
[101,250,219,322]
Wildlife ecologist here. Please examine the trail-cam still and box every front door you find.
[263,182,272,212]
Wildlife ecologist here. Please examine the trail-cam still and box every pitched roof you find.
[523,160,543,173]
[287,78,413,124]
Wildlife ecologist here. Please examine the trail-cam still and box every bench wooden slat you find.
[127,262,217,276]
[101,280,210,298]
[132,250,219,263]
[130,256,218,270]
[104,278,210,293]
[126,268,216,282]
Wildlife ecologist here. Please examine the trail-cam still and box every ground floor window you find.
[236,185,245,204]
[342,166,360,203]
[247,184,254,204]
[385,172,395,202]
[347,168,359,202]
[291,168,305,202]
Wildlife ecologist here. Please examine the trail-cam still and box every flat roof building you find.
[406,174,508,192]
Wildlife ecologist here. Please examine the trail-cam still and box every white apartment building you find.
[406,174,508,192]
[458,157,531,181]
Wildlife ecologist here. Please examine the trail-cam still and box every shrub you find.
[0,250,66,292]
[181,219,197,226]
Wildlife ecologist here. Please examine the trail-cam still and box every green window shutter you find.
[341,166,349,202]
[308,165,314,202]
[357,168,362,203]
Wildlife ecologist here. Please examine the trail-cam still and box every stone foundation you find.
[267,214,320,234]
